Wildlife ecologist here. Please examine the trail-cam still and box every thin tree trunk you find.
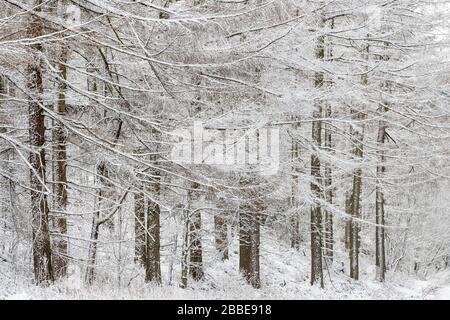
[310,16,324,288]
[0,76,6,100]
[345,191,352,250]
[27,0,53,285]
[249,208,261,289]
[145,176,161,283]
[323,104,333,263]
[214,214,228,260]
[349,114,364,280]
[375,34,390,282]
[215,195,229,261]
[143,126,162,283]
[349,40,369,281]
[84,116,122,284]
[134,191,145,265]
[239,174,262,289]
[239,206,252,283]
[51,45,69,279]
[168,231,178,285]
[180,205,190,288]
[188,182,204,281]
[375,109,387,282]
[310,114,323,287]
[323,18,334,263]
[85,162,106,285]
[290,114,300,249]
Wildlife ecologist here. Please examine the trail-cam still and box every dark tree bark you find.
[0,76,6,99]
[85,162,106,285]
[375,36,390,282]
[239,174,263,289]
[310,17,324,288]
[188,182,204,281]
[323,104,333,263]
[348,40,369,281]
[180,181,204,288]
[51,45,69,280]
[375,108,387,282]
[27,0,54,285]
[215,195,229,261]
[180,204,190,288]
[145,175,161,283]
[310,114,323,288]
[290,114,300,249]
[344,191,353,250]
[349,112,364,280]
[134,191,145,265]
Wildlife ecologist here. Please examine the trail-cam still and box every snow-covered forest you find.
[0,0,449,300]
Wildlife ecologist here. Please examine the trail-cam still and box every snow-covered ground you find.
[420,272,450,300]
[1,235,448,300]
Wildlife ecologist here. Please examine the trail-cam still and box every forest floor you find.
[420,271,450,299]
[1,233,449,300]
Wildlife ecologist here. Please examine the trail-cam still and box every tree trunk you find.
[375,111,387,282]
[134,191,145,265]
[85,162,106,285]
[214,215,228,260]
[310,16,324,288]
[322,18,334,263]
[349,40,369,281]
[188,182,204,281]
[145,177,161,283]
[310,114,323,287]
[84,103,122,284]
[290,114,300,249]
[239,174,262,289]
[349,113,364,280]
[0,76,6,100]
[345,191,352,250]
[323,104,333,263]
[375,34,390,282]
[215,196,229,261]
[27,0,54,285]
[180,204,190,288]
[51,45,69,279]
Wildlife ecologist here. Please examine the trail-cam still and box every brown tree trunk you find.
[345,191,352,250]
[375,110,387,282]
[85,162,106,285]
[323,104,333,263]
[349,113,364,280]
[180,205,190,288]
[51,45,69,279]
[215,196,229,261]
[349,40,369,281]
[27,0,54,285]
[0,76,6,99]
[239,174,262,289]
[310,17,324,288]
[310,114,323,288]
[188,182,204,281]
[214,215,228,260]
[145,176,161,283]
[290,114,300,249]
[134,191,145,265]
